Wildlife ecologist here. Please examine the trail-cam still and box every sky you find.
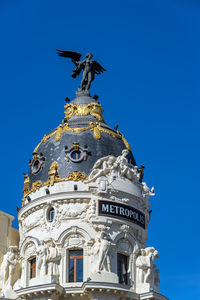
[0,0,200,299]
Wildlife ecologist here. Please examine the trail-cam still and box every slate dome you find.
[28,93,136,187]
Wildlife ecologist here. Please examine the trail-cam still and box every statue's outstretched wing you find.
[56,49,82,62]
[93,61,107,75]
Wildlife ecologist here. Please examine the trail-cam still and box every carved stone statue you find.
[57,50,106,92]
[142,182,155,199]
[46,240,61,276]
[36,241,47,276]
[87,150,139,183]
[138,164,145,182]
[91,232,111,273]
[0,246,19,292]
[113,149,138,180]
[135,247,159,292]
[87,155,116,183]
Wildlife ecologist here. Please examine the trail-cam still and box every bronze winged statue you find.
[57,50,106,92]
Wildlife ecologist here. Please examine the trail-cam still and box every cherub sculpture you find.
[86,155,117,183]
[57,50,106,92]
[86,150,139,183]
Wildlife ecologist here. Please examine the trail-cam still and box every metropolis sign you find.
[98,200,145,229]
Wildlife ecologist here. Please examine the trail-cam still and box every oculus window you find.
[71,150,82,161]
[69,250,83,282]
[65,144,88,163]
[117,253,128,284]
[30,153,45,174]
[47,207,55,223]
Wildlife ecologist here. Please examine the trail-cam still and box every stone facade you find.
[0,65,169,299]
[0,151,168,300]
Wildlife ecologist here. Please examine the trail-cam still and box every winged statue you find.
[57,50,106,92]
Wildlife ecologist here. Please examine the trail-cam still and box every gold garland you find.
[64,102,104,122]
[34,130,57,152]
[22,162,87,206]
[34,122,131,153]
[22,175,30,206]
[22,179,42,206]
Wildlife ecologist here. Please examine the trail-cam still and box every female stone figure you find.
[36,241,47,276]
[91,233,111,274]
[46,240,61,276]
[0,246,19,292]
[135,247,159,285]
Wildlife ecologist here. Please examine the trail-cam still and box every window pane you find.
[76,258,83,282]
[30,258,36,279]
[117,254,128,285]
[49,208,55,222]
[69,250,83,258]
[71,150,81,160]
[69,250,83,282]
[69,258,74,282]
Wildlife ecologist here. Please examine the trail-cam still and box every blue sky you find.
[0,1,200,299]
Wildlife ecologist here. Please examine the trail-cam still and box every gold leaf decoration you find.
[48,161,60,186]
[22,163,88,206]
[93,126,101,139]
[55,125,63,142]
[22,175,30,206]
[32,180,43,190]
[64,102,104,122]
[33,122,131,157]
[66,171,87,182]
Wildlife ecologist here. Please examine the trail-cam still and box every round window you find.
[30,153,45,175]
[71,150,82,161]
[32,160,41,174]
[47,207,55,223]
[65,144,87,163]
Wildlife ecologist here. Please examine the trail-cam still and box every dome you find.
[27,93,136,188]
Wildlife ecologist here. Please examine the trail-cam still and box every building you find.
[0,51,169,300]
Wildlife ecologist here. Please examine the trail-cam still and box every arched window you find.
[69,250,83,282]
[29,257,36,279]
[117,253,128,285]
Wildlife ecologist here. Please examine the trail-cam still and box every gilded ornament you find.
[93,126,101,139]
[22,163,89,206]
[33,121,131,155]
[48,161,60,186]
[22,179,42,206]
[66,171,87,182]
[121,135,131,151]
[89,103,104,121]
[64,102,103,122]
[32,180,43,190]
[22,175,30,206]
[76,104,90,116]
[33,131,56,153]
[55,125,63,142]
[64,104,75,119]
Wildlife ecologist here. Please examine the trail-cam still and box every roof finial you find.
[56,49,106,95]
